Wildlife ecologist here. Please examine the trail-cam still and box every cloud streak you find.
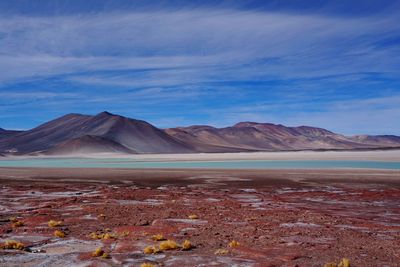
[0,4,399,134]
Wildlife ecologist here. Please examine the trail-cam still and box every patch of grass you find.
[152,234,165,241]
[54,230,66,238]
[140,263,156,267]
[9,217,18,223]
[48,220,63,227]
[158,240,179,251]
[120,230,130,237]
[181,240,192,251]
[324,258,350,267]
[214,248,229,255]
[12,220,24,228]
[228,240,240,248]
[89,231,116,240]
[2,240,25,250]
[144,246,159,254]
[188,214,198,219]
[92,247,110,258]
[338,258,350,267]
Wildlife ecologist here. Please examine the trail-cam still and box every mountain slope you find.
[44,135,136,155]
[0,128,23,140]
[1,113,399,155]
[0,112,193,154]
[166,122,400,152]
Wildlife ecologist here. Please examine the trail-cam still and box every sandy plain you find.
[0,165,399,267]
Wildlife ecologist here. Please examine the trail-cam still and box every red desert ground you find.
[0,112,400,267]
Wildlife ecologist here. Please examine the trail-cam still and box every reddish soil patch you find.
[0,168,399,266]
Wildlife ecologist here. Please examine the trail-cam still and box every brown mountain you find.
[44,135,136,155]
[0,112,193,154]
[0,113,399,155]
[166,122,400,152]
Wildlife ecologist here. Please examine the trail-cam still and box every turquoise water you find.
[0,158,399,169]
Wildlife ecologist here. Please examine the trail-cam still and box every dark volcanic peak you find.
[0,112,193,155]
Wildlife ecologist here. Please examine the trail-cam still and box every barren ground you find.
[0,168,399,267]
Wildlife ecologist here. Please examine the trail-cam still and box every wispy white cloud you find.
[0,7,399,134]
[0,9,399,85]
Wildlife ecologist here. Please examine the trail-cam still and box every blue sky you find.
[0,0,399,135]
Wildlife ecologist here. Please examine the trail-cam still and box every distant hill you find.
[0,111,193,155]
[166,122,399,152]
[1,112,399,155]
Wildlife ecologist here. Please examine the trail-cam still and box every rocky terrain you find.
[1,111,400,155]
[0,168,399,267]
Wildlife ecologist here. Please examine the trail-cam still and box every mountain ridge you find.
[1,112,399,155]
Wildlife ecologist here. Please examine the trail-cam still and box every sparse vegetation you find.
[89,231,116,240]
[158,240,179,251]
[214,248,229,255]
[48,220,63,227]
[144,246,159,254]
[54,230,66,238]
[338,258,350,267]
[9,217,18,223]
[120,230,130,237]
[228,240,240,248]
[324,258,350,267]
[2,240,25,250]
[12,220,24,228]
[140,263,156,267]
[152,234,165,241]
[92,247,109,258]
[181,240,192,250]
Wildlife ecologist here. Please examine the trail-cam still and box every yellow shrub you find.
[141,263,156,267]
[152,234,165,241]
[2,240,25,250]
[188,214,198,219]
[54,230,66,238]
[182,240,192,250]
[102,233,114,240]
[228,240,240,248]
[214,248,229,255]
[89,232,100,239]
[338,258,350,267]
[325,258,350,267]
[159,240,179,251]
[120,231,130,237]
[144,246,159,254]
[92,247,109,258]
[12,220,24,228]
[48,220,62,227]
[101,252,110,259]
[89,232,116,240]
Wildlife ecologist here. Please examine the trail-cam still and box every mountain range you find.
[0,111,399,155]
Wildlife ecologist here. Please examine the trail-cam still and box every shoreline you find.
[1,167,399,186]
[1,149,400,162]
